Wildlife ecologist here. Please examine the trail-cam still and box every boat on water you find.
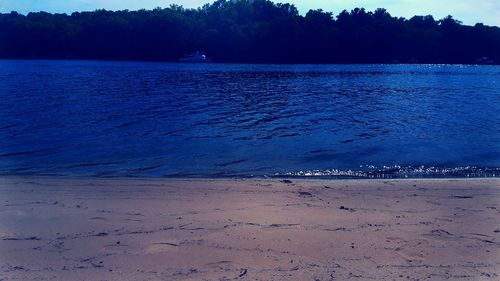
[475,56,495,65]
[179,51,212,63]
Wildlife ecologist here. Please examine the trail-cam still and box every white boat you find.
[179,51,212,63]
[475,57,495,65]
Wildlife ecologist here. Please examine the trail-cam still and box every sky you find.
[0,0,499,26]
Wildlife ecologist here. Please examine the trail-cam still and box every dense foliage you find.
[1,0,499,64]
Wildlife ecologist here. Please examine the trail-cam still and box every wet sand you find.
[0,177,499,280]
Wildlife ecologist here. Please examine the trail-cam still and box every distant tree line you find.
[1,0,499,64]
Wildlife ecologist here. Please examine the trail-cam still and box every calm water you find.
[0,60,499,178]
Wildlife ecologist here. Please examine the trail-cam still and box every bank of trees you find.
[1,0,499,64]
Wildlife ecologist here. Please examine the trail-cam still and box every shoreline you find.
[1,177,499,280]
[1,58,499,66]
[0,174,498,181]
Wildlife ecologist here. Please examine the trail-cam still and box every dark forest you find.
[1,0,499,64]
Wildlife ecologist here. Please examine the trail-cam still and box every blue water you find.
[0,60,499,178]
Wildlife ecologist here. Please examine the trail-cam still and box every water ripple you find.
[0,61,498,178]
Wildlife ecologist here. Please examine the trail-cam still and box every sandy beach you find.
[0,177,499,280]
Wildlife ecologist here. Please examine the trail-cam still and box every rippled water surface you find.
[0,61,499,178]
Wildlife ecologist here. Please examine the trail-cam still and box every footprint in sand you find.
[89,216,108,221]
[423,229,455,241]
[395,239,429,263]
[145,242,180,254]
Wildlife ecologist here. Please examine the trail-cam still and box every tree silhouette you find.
[0,0,498,64]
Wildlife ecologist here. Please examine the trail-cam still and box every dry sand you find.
[0,177,499,280]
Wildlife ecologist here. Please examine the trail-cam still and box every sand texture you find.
[0,177,499,280]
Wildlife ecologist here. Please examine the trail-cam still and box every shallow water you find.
[0,60,499,178]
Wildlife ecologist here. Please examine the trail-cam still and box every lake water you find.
[0,60,499,178]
